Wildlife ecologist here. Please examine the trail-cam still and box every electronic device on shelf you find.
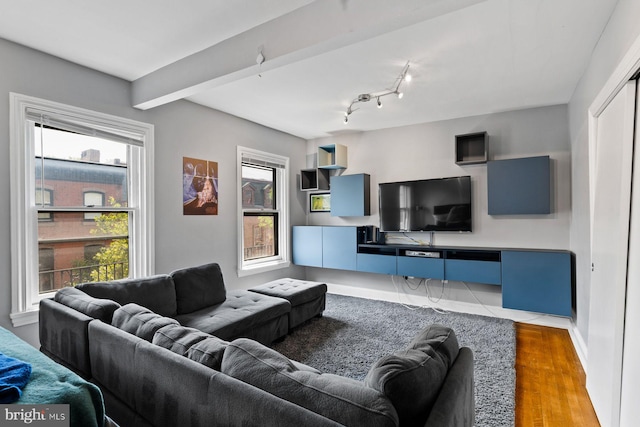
[405,250,441,258]
[379,176,472,233]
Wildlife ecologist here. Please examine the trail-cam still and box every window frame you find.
[237,146,290,276]
[9,93,155,326]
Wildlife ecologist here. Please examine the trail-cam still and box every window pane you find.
[243,214,277,260]
[34,125,128,208]
[36,188,53,221]
[83,191,105,220]
[38,211,129,292]
[241,164,274,209]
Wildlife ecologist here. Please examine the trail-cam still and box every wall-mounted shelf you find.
[300,168,330,191]
[318,144,348,169]
[455,132,488,165]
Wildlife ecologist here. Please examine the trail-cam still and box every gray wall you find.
[568,0,640,346]
[0,38,307,345]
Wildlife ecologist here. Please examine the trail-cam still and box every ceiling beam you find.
[131,0,485,110]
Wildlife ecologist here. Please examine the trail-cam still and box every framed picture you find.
[183,157,218,215]
[310,193,331,212]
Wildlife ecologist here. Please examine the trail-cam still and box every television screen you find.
[379,176,471,232]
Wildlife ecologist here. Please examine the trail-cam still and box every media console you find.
[292,225,574,317]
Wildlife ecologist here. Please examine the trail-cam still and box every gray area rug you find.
[272,293,515,427]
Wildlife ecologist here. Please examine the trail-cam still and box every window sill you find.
[237,260,290,277]
[10,309,39,327]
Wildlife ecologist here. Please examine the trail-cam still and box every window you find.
[35,188,53,221]
[9,93,154,326]
[237,147,289,276]
[83,191,105,220]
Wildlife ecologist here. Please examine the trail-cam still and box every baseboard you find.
[326,282,574,332]
[568,322,589,371]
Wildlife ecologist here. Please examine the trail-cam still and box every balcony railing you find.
[39,261,129,293]
[244,244,275,261]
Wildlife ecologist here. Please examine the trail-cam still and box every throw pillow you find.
[408,324,459,367]
[54,287,121,323]
[170,263,226,314]
[111,303,179,342]
[364,325,460,427]
[221,338,398,427]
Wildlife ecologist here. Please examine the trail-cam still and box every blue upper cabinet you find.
[330,173,371,217]
[487,155,551,215]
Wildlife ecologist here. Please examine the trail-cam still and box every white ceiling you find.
[0,0,618,140]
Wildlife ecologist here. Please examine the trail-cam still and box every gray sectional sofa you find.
[39,263,475,427]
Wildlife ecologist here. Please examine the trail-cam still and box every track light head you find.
[377,97,382,108]
[397,92,404,99]
[404,73,412,82]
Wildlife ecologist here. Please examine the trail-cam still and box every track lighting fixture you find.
[342,61,411,123]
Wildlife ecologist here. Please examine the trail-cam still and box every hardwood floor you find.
[515,323,600,427]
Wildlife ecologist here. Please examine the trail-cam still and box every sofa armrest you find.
[423,347,475,427]
[39,298,94,378]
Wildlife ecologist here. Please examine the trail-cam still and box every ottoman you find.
[249,279,327,330]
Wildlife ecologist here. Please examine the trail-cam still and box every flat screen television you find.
[379,176,472,232]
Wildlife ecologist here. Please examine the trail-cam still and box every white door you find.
[587,79,637,427]
[620,81,640,427]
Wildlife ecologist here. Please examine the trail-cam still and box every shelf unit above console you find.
[318,143,348,169]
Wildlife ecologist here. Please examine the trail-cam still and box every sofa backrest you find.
[77,275,177,317]
[170,263,226,314]
[87,321,343,427]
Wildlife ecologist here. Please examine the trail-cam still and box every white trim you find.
[569,322,589,371]
[588,32,640,235]
[236,146,290,277]
[9,93,154,326]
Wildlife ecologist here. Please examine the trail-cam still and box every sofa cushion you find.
[152,323,228,371]
[54,286,121,323]
[221,338,398,427]
[170,263,226,314]
[174,290,290,342]
[77,275,177,317]
[364,325,459,427]
[111,303,179,342]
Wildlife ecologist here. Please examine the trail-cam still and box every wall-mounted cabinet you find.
[292,226,573,316]
[300,168,330,191]
[455,132,488,165]
[330,173,370,217]
[487,155,551,215]
[318,144,348,169]
[292,226,356,270]
[501,250,572,316]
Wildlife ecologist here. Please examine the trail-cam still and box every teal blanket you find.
[0,327,104,427]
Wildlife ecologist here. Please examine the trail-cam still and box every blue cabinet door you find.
[292,226,323,267]
[322,226,357,270]
[397,256,445,279]
[501,251,572,316]
[330,174,370,217]
[444,260,501,285]
[357,254,397,275]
